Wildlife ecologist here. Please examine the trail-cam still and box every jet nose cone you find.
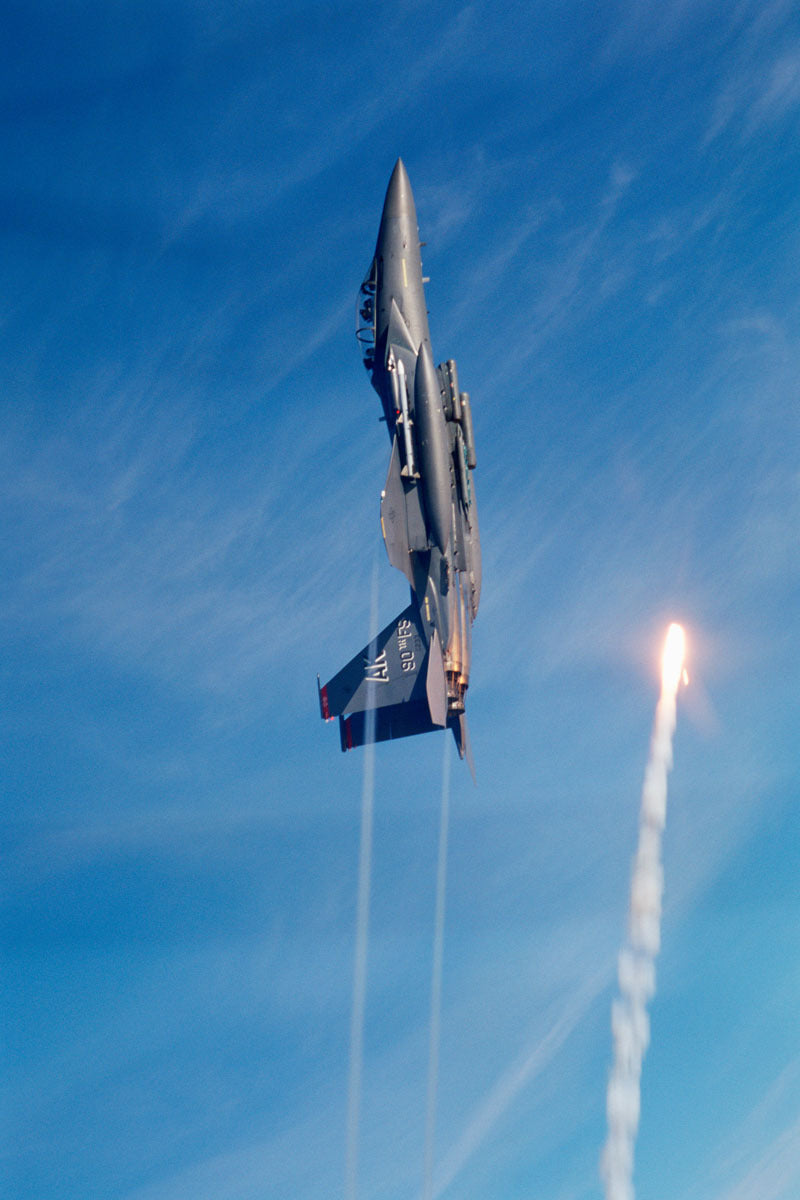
[381,158,414,221]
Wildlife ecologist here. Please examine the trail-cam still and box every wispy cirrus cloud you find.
[0,359,380,704]
[433,973,605,1198]
[463,158,638,392]
[712,1059,800,1200]
[722,1120,800,1200]
[705,26,800,144]
[163,4,481,243]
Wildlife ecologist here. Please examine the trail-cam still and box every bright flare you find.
[660,622,686,697]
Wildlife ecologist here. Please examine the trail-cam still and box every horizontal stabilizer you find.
[339,700,442,751]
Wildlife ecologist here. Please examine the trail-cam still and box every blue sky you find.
[2,2,799,1198]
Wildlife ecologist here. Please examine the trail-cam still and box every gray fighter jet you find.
[318,159,481,768]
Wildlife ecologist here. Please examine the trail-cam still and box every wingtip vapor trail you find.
[345,561,380,1200]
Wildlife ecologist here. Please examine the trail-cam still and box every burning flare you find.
[601,623,686,1200]
[661,622,686,697]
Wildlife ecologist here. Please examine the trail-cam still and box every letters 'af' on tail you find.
[318,601,446,752]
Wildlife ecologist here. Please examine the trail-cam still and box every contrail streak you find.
[422,734,451,1200]
[345,561,379,1200]
[601,623,686,1200]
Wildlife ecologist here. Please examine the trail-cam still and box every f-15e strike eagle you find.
[318,159,481,769]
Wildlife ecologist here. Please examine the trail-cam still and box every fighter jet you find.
[318,159,481,768]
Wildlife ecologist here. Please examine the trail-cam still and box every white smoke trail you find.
[345,560,380,1200]
[601,623,686,1200]
[422,733,452,1200]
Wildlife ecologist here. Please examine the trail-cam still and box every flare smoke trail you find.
[345,561,379,1200]
[601,623,686,1200]
[422,734,451,1200]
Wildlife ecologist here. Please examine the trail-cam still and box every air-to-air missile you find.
[318,159,481,770]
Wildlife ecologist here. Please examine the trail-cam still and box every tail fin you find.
[318,600,447,751]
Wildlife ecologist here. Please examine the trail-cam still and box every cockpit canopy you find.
[355,258,378,373]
